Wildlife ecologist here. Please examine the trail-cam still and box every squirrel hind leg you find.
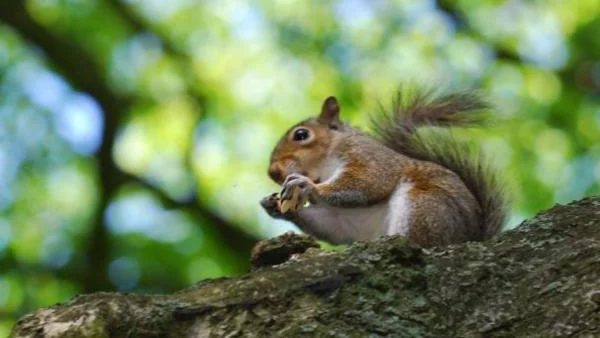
[404,192,477,248]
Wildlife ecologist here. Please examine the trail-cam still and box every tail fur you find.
[370,86,509,239]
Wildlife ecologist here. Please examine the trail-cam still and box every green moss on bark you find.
[11,197,600,338]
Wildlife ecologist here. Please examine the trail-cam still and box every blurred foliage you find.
[0,0,599,333]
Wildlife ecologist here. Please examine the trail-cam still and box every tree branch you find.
[10,196,600,337]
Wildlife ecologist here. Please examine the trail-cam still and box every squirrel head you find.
[268,96,342,184]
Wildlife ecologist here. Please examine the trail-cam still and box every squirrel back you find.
[370,86,508,240]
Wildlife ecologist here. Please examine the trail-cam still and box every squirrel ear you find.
[318,96,341,129]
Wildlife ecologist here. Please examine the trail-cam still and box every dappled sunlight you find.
[108,256,141,291]
[0,0,599,332]
[106,189,196,243]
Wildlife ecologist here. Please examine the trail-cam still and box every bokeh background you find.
[1,0,599,333]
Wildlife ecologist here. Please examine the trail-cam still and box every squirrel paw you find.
[281,173,314,203]
[260,193,286,219]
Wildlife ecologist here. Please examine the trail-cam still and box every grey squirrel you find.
[260,86,508,247]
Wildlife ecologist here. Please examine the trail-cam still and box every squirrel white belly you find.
[260,87,508,248]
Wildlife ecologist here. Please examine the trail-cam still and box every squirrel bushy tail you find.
[371,86,509,239]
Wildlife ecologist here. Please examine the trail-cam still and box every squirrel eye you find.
[292,128,310,142]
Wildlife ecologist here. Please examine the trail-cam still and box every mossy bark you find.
[11,197,600,337]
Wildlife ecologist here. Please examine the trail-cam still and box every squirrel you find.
[260,86,508,248]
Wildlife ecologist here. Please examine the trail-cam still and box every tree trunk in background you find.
[10,197,600,337]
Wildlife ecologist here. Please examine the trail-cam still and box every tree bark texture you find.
[10,197,600,337]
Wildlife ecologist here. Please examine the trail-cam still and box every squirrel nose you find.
[268,164,284,183]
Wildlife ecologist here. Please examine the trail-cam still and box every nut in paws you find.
[279,174,313,213]
[279,185,308,213]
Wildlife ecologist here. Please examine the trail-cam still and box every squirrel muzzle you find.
[268,162,286,184]
[268,160,312,185]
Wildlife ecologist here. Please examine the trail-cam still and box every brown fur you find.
[317,132,409,205]
[269,118,333,184]
[402,163,481,246]
[263,88,508,247]
[371,86,508,241]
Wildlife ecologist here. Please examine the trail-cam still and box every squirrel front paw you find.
[260,193,286,219]
[261,174,314,219]
[280,174,314,210]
